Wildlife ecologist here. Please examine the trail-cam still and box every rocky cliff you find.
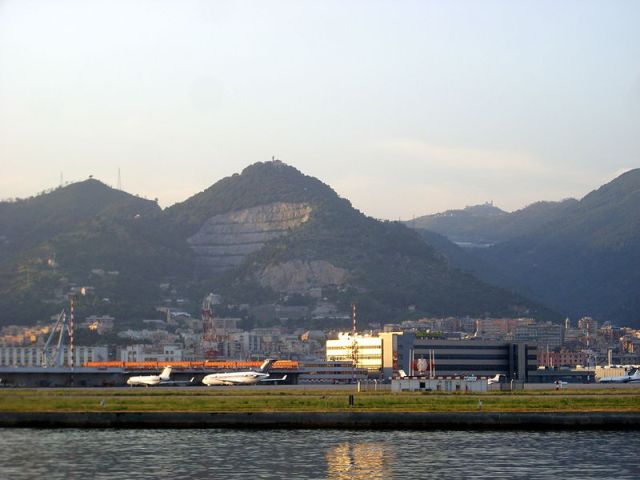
[187,202,312,271]
[256,260,349,293]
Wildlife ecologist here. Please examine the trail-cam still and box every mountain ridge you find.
[477,168,640,323]
[0,161,554,326]
[407,168,640,325]
[408,198,579,245]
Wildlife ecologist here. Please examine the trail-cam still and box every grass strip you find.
[1,388,640,413]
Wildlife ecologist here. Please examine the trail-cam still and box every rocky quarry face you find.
[257,260,349,294]
[187,202,313,272]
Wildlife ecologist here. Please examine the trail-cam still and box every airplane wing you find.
[259,375,287,382]
[159,377,196,386]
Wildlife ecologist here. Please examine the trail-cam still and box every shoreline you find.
[2,411,639,430]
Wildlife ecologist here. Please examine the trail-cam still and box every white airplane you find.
[598,369,640,383]
[202,359,285,386]
[487,374,504,385]
[126,367,195,387]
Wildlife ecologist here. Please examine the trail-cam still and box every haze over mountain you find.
[0,161,552,327]
[478,169,640,325]
[409,199,579,246]
[409,169,640,326]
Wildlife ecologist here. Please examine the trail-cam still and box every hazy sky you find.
[1,0,639,219]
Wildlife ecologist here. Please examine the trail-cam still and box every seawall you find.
[1,411,639,430]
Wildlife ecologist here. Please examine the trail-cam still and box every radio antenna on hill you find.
[117,168,122,190]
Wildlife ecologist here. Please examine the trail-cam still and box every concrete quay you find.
[1,411,639,430]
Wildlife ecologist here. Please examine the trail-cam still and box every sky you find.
[1,0,639,219]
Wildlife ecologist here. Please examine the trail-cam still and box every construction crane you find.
[41,310,69,368]
[40,288,86,368]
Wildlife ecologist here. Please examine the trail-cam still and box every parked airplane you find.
[202,359,285,386]
[487,374,504,385]
[598,369,640,383]
[126,367,194,387]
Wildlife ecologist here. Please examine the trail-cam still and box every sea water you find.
[0,429,638,479]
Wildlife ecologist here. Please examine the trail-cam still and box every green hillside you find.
[0,162,556,327]
[0,179,160,260]
[163,161,348,235]
[410,199,578,245]
[478,169,640,325]
[182,162,555,321]
[0,180,191,326]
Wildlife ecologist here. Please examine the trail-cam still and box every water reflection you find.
[0,429,639,479]
[326,442,393,479]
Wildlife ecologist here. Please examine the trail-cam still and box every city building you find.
[119,344,183,363]
[392,376,490,393]
[0,345,108,367]
[326,333,383,372]
[529,368,595,384]
[538,350,589,368]
[298,360,368,384]
[396,335,537,382]
[474,318,535,340]
[326,331,536,382]
[513,322,563,349]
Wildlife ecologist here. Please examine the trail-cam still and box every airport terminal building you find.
[376,333,537,382]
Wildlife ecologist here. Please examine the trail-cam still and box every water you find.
[1,429,639,479]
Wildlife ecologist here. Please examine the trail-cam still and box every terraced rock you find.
[187,202,312,271]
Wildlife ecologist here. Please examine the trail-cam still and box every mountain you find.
[0,161,555,327]
[0,180,189,325]
[413,228,510,287]
[164,161,554,322]
[409,199,579,246]
[409,203,506,246]
[0,179,160,260]
[476,169,640,325]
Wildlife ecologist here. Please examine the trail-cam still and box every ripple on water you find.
[0,429,639,479]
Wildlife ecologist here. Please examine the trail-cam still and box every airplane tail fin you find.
[398,369,408,378]
[159,366,172,381]
[258,359,275,373]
